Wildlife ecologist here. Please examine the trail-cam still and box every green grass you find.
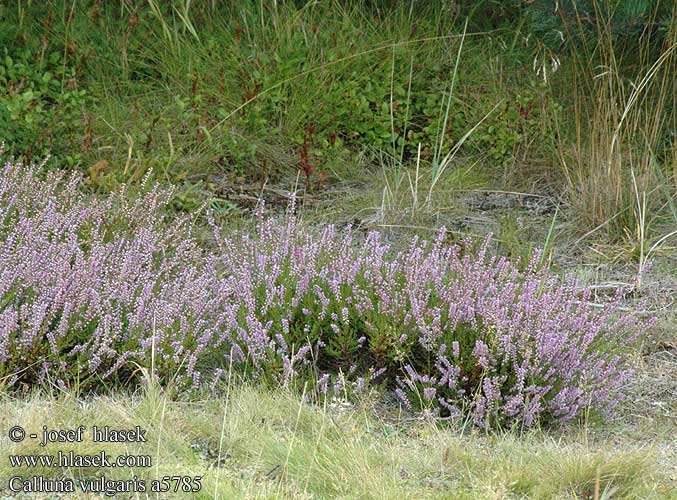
[2,1,673,246]
[0,382,671,499]
[0,1,554,194]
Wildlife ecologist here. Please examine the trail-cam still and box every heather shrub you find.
[0,158,654,427]
[0,157,208,388]
[206,202,654,427]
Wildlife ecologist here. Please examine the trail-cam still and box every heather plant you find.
[0,156,208,388]
[0,158,654,427]
[205,199,654,428]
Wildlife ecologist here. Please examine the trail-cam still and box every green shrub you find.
[525,0,674,55]
[0,48,91,165]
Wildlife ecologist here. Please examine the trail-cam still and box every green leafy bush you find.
[524,0,673,55]
[0,48,91,164]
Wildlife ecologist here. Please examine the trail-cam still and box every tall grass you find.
[88,0,466,184]
[554,3,676,246]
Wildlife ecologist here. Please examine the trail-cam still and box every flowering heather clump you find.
[0,158,655,427]
[0,159,207,387]
[207,203,654,427]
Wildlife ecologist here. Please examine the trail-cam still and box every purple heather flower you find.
[0,159,654,428]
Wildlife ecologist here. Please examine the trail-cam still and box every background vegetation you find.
[1,1,674,240]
